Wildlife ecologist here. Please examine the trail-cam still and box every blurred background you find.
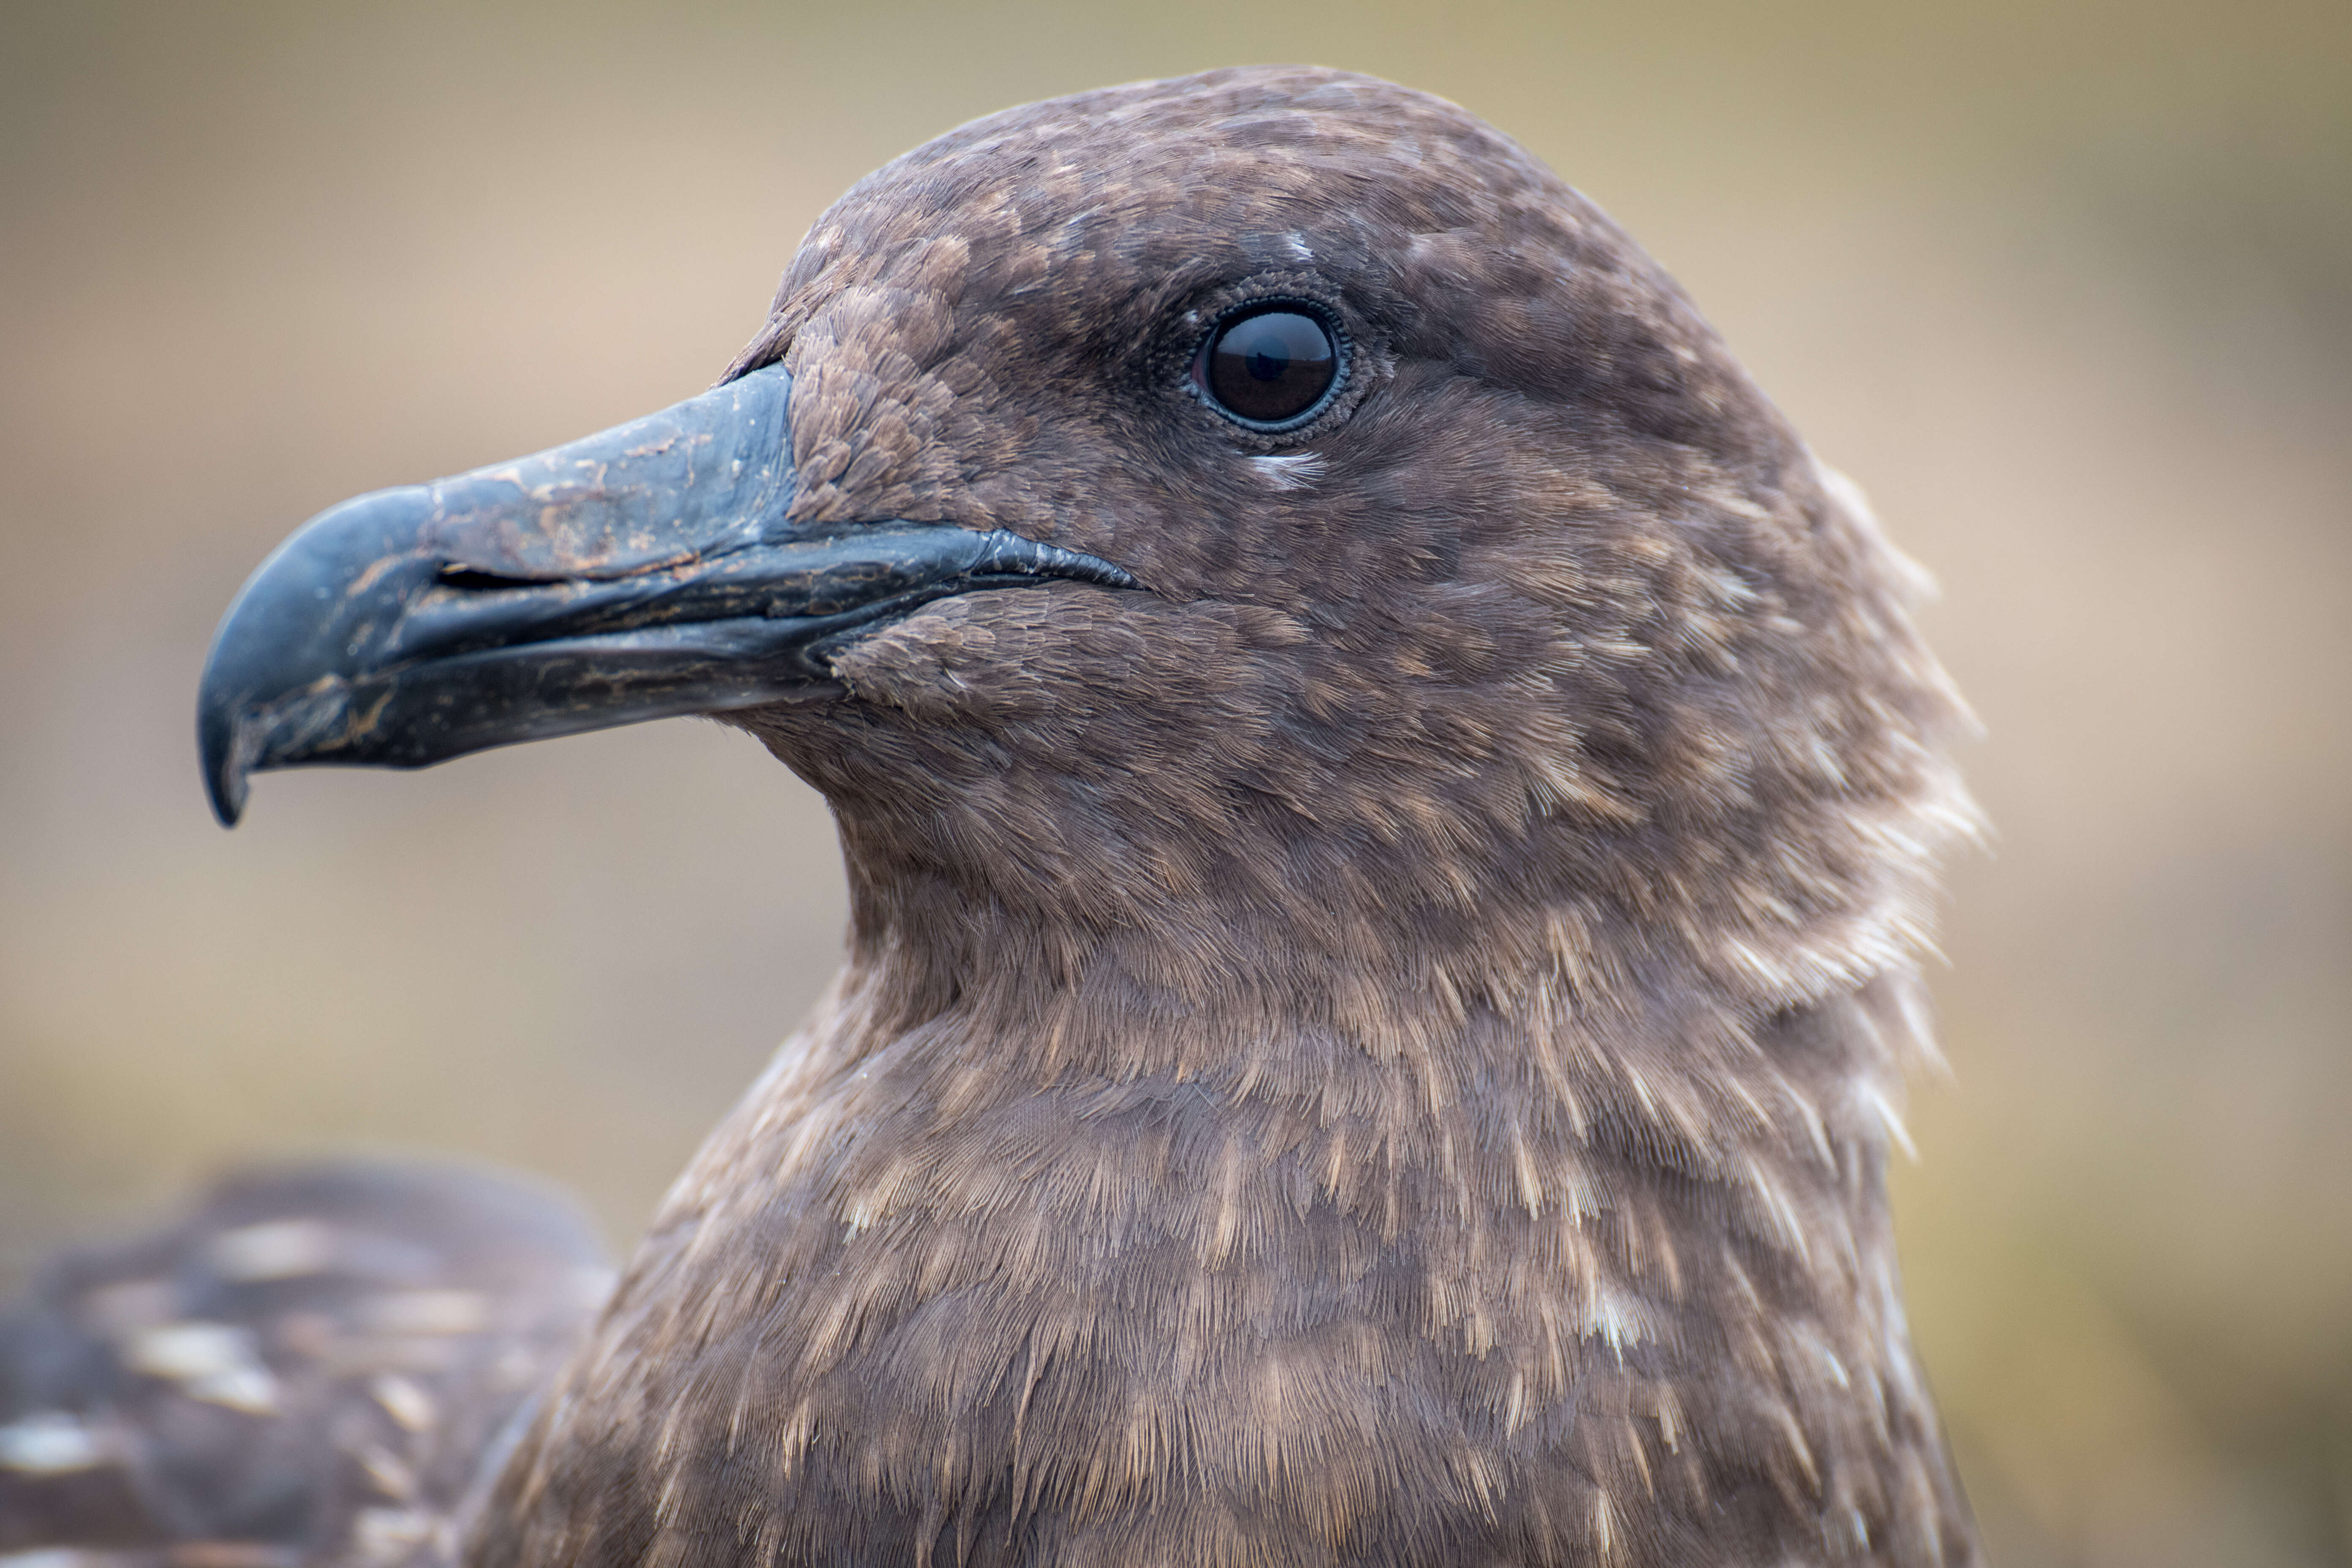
[1,1,2344,1561]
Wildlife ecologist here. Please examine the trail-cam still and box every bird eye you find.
[1190,305,1341,429]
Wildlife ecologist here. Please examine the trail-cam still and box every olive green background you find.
[2,3,2346,1562]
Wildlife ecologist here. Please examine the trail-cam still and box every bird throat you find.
[471,804,1969,1565]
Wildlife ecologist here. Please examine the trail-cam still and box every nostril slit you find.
[436,565,536,592]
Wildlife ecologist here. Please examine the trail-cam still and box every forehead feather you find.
[739,64,1783,516]
[775,68,1635,315]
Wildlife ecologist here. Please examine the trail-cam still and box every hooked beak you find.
[196,363,1135,826]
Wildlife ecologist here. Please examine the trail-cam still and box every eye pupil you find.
[1194,306,1339,427]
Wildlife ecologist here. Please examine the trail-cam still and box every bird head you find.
[199,67,1973,1034]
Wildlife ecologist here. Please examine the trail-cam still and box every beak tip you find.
[198,698,250,829]
[209,773,248,830]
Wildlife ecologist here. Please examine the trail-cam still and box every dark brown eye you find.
[1191,305,1341,429]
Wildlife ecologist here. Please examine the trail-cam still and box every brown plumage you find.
[8,65,1981,1566]
[0,1162,608,1563]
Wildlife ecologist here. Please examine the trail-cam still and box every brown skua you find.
[4,65,1981,1568]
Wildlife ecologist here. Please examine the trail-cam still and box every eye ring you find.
[1188,301,1348,433]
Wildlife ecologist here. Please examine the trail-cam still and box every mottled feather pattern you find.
[0,1164,609,1567]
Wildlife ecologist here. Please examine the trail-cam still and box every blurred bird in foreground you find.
[2,65,1981,1567]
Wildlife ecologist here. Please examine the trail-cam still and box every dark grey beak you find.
[197,363,1134,826]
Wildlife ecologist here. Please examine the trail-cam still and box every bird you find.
[3,64,1982,1567]
[0,1161,611,1561]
